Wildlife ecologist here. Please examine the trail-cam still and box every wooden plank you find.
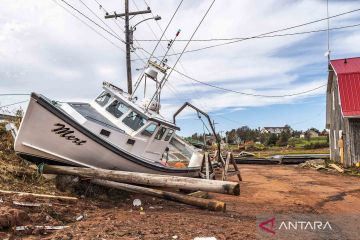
[329,163,344,173]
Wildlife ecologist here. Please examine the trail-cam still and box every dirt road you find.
[1,165,360,239]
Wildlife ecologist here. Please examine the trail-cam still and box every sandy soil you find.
[1,164,359,239]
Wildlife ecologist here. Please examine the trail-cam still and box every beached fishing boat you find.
[14,80,210,176]
[13,1,223,177]
[13,55,220,177]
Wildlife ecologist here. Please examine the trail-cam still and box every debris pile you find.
[298,159,326,170]
[298,159,347,174]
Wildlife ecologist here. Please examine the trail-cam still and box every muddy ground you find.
[1,164,359,240]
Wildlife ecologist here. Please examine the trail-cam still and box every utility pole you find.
[124,0,132,94]
[105,1,151,94]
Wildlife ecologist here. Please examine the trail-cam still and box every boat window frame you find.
[154,126,167,140]
[105,99,130,119]
[140,123,158,137]
[122,111,147,131]
[95,91,112,107]
[164,129,174,141]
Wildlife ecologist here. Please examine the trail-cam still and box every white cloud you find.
[1,0,359,121]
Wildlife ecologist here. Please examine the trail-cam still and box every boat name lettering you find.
[51,123,87,145]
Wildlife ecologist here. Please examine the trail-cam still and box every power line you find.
[134,36,327,98]
[132,32,327,99]
[90,0,148,64]
[132,7,360,61]
[172,68,327,98]
[0,100,29,109]
[60,0,125,43]
[51,0,125,52]
[165,0,216,82]
[78,0,124,41]
[0,94,30,97]
[133,22,360,42]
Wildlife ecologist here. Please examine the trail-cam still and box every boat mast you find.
[105,1,151,94]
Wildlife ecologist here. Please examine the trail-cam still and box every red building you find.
[326,57,360,167]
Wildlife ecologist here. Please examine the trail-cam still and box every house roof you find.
[330,57,360,117]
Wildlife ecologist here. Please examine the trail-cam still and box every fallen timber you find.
[91,179,226,212]
[42,165,240,196]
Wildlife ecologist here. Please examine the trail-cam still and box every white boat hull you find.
[14,94,199,177]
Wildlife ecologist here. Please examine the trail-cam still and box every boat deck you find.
[69,102,123,132]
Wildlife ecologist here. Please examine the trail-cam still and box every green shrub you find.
[304,142,329,149]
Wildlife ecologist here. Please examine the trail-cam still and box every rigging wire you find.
[51,0,125,52]
[132,0,185,91]
[132,7,360,61]
[142,0,211,113]
[146,0,184,62]
[163,0,216,84]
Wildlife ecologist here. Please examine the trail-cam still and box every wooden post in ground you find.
[222,152,242,182]
[199,152,215,180]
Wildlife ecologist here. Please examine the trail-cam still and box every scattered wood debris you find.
[329,163,345,173]
[15,225,69,231]
[298,159,326,170]
[12,201,52,207]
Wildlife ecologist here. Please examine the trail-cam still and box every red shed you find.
[326,57,360,166]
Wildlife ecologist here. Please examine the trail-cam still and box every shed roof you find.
[330,57,360,117]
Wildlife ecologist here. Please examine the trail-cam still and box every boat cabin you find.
[68,82,179,163]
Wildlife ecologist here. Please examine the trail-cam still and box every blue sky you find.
[1,0,360,137]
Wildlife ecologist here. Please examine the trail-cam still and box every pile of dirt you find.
[0,123,58,194]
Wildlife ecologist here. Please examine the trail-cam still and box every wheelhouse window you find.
[95,92,111,106]
[106,100,129,118]
[164,129,174,141]
[141,123,158,137]
[123,111,146,131]
[155,127,167,140]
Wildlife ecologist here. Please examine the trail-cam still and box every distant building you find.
[326,57,360,167]
[306,130,319,138]
[261,127,292,135]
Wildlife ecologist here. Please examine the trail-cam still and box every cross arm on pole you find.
[105,9,152,19]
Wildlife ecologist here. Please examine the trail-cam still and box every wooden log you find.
[91,179,225,212]
[42,165,240,196]
[0,189,77,202]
